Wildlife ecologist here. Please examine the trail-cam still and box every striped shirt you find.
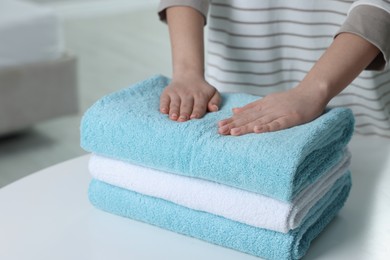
[159,0,390,138]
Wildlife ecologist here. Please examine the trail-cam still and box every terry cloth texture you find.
[89,151,350,233]
[88,172,352,260]
[81,75,354,201]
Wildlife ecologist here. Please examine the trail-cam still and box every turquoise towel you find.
[81,75,354,201]
[88,172,352,260]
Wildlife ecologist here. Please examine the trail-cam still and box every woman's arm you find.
[160,6,220,122]
[218,32,380,136]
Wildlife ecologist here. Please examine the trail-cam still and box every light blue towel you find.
[88,172,352,260]
[81,75,354,201]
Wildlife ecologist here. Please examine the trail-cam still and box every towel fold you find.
[81,75,354,201]
[88,172,352,260]
[89,150,351,233]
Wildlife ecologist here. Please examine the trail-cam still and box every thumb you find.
[207,90,221,112]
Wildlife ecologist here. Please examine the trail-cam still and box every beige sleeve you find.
[336,4,390,70]
[157,0,210,25]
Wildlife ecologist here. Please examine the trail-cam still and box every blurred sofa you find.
[0,0,78,135]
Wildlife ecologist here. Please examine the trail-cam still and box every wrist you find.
[296,76,333,107]
[172,67,205,82]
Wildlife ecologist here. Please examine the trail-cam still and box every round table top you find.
[1,134,390,260]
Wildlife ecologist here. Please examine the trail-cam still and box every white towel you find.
[89,151,350,233]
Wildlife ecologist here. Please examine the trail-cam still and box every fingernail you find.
[190,114,198,119]
[218,127,227,134]
[170,113,178,119]
[179,115,187,121]
[254,126,262,133]
[231,127,241,135]
[212,104,219,111]
[219,125,229,133]
[161,107,168,113]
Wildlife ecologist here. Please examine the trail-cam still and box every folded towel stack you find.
[81,75,354,260]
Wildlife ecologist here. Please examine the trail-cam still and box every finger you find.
[168,94,181,121]
[220,106,264,134]
[191,97,208,119]
[218,117,232,127]
[160,93,170,114]
[232,107,241,114]
[230,115,271,136]
[207,91,221,112]
[178,96,194,122]
[218,115,236,134]
[219,98,263,130]
[219,115,254,135]
[239,113,280,133]
[218,108,253,128]
[230,124,252,136]
[218,117,235,134]
[254,117,291,133]
[230,117,272,136]
[218,123,233,135]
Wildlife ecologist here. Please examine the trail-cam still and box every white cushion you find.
[0,0,64,68]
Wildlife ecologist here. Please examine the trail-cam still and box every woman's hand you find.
[218,85,327,135]
[217,32,381,136]
[162,7,220,122]
[160,76,221,122]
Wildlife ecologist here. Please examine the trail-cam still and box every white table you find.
[1,134,390,260]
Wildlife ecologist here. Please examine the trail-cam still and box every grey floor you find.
[0,3,171,187]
